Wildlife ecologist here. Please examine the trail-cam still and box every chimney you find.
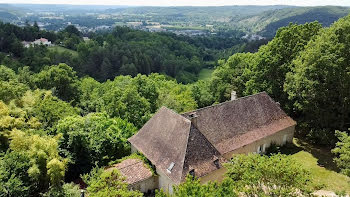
[231,91,237,101]
[188,112,198,127]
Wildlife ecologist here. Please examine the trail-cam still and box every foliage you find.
[190,80,215,108]
[332,131,350,177]
[8,129,67,193]
[285,15,350,141]
[245,22,322,110]
[224,153,311,196]
[172,176,237,197]
[86,169,143,197]
[78,74,197,127]
[55,113,137,180]
[0,151,32,197]
[0,65,29,103]
[211,53,256,102]
[42,183,81,197]
[32,63,80,102]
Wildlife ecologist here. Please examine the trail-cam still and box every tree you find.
[63,25,81,37]
[211,53,256,102]
[245,22,322,110]
[332,131,350,177]
[284,15,350,142]
[55,113,137,180]
[32,63,80,102]
[9,129,67,192]
[191,80,215,108]
[171,175,237,197]
[0,65,29,103]
[86,169,143,197]
[31,90,78,129]
[224,154,311,196]
[0,151,32,197]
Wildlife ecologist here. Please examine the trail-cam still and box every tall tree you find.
[285,15,350,140]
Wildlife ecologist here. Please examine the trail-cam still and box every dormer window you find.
[167,162,175,173]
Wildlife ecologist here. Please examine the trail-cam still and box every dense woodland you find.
[0,11,350,197]
[0,21,255,83]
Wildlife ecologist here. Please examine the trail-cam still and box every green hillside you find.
[236,6,350,37]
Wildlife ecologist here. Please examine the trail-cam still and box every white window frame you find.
[283,135,288,144]
[257,145,262,154]
[262,144,267,153]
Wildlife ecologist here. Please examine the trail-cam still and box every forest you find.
[0,10,350,197]
[0,21,255,84]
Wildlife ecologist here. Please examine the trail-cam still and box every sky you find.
[2,0,350,6]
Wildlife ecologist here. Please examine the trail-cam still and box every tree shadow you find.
[277,138,340,172]
[293,138,340,172]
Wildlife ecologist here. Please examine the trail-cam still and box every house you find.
[22,38,53,48]
[32,38,52,46]
[21,41,31,48]
[126,92,296,193]
[106,159,157,193]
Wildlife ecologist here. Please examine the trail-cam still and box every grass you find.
[198,68,214,80]
[281,138,350,194]
[48,46,78,57]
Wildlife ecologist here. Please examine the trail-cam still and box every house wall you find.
[131,144,137,153]
[131,144,175,194]
[200,167,227,184]
[129,176,158,193]
[200,126,295,184]
[223,125,295,159]
[156,167,175,194]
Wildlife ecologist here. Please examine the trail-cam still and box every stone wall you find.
[129,176,158,193]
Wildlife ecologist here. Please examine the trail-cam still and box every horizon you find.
[1,0,350,7]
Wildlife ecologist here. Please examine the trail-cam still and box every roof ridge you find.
[176,123,193,184]
[161,106,192,123]
[181,91,267,115]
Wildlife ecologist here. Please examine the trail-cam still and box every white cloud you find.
[2,0,350,6]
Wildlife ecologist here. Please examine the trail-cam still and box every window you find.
[257,145,262,154]
[283,135,288,144]
[262,144,267,153]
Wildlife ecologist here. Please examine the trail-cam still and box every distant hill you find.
[236,6,350,37]
[0,4,349,38]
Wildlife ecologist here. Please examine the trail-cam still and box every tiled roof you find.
[129,92,296,184]
[182,92,296,154]
[107,159,153,185]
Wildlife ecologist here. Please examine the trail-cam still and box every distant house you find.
[124,92,296,193]
[32,38,52,46]
[22,38,53,48]
[21,41,31,48]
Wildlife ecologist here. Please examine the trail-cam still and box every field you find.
[284,138,350,194]
[48,46,78,56]
[198,68,214,80]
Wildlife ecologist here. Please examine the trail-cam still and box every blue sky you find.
[2,0,350,6]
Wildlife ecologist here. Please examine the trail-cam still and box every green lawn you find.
[284,138,350,194]
[48,46,78,57]
[198,68,214,80]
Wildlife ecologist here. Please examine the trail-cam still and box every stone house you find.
[125,92,296,193]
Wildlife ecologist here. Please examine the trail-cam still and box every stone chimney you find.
[231,91,237,101]
[188,112,198,127]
